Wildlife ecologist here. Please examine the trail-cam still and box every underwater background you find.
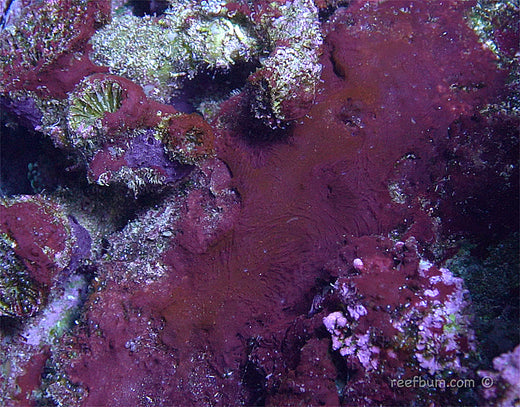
[0,0,518,405]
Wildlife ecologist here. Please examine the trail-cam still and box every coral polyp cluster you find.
[160,113,216,165]
[0,237,42,318]
[67,77,123,148]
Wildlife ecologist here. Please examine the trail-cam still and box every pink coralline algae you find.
[321,237,476,404]
[0,0,518,406]
[479,345,520,406]
[333,256,474,371]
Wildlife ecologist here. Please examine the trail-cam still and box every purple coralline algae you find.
[123,131,194,181]
[0,96,42,129]
[87,129,194,194]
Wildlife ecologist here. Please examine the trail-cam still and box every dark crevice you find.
[330,51,347,80]
[223,81,291,146]
[318,2,351,23]
[329,349,357,402]
[241,337,268,407]
[128,0,169,17]
[0,110,78,197]
[170,60,261,114]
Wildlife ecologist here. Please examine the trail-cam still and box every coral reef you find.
[468,0,519,67]
[89,0,322,124]
[61,72,214,193]
[0,237,42,318]
[0,273,90,404]
[0,195,91,404]
[0,0,518,406]
[90,1,260,101]
[1,196,85,286]
[0,196,91,319]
